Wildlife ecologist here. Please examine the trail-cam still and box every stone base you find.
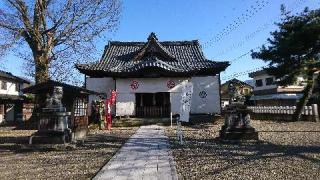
[29,130,71,144]
[219,125,259,140]
[72,128,88,141]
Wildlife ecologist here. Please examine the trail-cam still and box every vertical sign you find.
[180,82,193,122]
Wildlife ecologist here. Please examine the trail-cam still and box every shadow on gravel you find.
[168,136,320,176]
[0,133,128,154]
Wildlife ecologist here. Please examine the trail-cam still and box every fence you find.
[135,106,170,118]
[247,104,319,122]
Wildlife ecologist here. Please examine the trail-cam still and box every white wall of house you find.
[0,79,24,123]
[252,74,277,91]
[86,76,221,116]
[252,73,305,92]
[0,80,22,96]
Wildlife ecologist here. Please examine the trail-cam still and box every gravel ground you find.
[0,126,138,180]
[165,119,320,180]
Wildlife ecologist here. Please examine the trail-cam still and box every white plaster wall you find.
[116,78,189,93]
[115,76,221,115]
[253,74,277,91]
[86,77,115,115]
[0,80,21,96]
[115,93,135,116]
[86,76,222,116]
[191,76,221,114]
[115,77,190,116]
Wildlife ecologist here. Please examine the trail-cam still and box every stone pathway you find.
[93,125,178,180]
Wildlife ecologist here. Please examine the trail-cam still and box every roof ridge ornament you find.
[147,32,158,41]
[133,32,176,61]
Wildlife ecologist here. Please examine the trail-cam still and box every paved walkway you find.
[93,125,178,180]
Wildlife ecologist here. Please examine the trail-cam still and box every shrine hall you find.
[76,33,229,118]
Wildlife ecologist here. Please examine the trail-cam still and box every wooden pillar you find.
[152,93,156,106]
[140,94,143,107]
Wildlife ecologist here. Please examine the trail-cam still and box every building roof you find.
[0,70,30,84]
[22,80,99,95]
[222,78,253,88]
[248,69,268,78]
[76,33,229,77]
[250,93,303,100]
[221,78,253,99]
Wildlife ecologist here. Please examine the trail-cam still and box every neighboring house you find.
[248,70,305,106]
[0,70,31,123]
[76,33,229,118]
[220,78,253,108]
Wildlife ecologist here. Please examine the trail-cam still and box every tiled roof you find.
[22,80,100,95]
[76,33,229,77]
[0,70,30,83]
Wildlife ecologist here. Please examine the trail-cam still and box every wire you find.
[221,65,268,81]
[202,0,270,49]
[212,0,308,58]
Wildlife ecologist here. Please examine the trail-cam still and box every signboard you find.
[179,82,193,122]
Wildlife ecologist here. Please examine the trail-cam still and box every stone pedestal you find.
[29,86,72,144]
[219,125,258,140]
[219,104,258,140]
[30,108,72,144]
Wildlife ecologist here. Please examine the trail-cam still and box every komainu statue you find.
[219,82,258,140]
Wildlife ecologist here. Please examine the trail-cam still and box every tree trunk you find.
[33,54,50,110]
[293,72,319,121]
[34,55,49,84]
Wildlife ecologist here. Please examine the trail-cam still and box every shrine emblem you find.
[167,80,175,89]
[130,80,139,90]
[199,91,207,98]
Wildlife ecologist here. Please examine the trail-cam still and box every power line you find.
[213,0,308,58]
[202,0,270,49]
[221,65,268,81]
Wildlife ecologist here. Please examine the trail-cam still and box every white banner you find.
[180,82,193,122]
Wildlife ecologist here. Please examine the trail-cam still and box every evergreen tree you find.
[251,6,320,121]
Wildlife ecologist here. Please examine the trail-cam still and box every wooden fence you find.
[247,104,319,122]
[136,106,170,118]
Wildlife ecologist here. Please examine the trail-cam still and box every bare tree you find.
[0,0,121,84]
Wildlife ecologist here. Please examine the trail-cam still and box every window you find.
[265,77,274,86]
[255,79,263,87]
[74,98,87,116]
[1,81,7,90]
[15,83,20,92]
[243,88,249,95]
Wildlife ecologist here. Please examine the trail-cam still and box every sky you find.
[2,0,320,83]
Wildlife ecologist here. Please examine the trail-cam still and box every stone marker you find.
[219,82,258,140]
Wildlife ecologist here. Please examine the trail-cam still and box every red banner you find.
[105,90,117,130]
